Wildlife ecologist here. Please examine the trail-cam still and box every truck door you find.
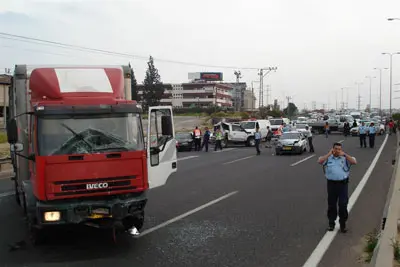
[147,106,177,189]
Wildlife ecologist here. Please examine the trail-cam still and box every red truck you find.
[6,65,177,243]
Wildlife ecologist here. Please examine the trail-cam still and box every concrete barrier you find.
[372,132,400,266]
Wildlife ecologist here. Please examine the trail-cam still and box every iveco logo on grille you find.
[86,183,109,190]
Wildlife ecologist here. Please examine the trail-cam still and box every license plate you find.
[88,207,111,219]
[92,207,110,215]
[283,146,292,151]
[87,214,112,219]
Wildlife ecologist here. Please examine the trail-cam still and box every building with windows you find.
[243,90,256,111]
[137,82,234,108]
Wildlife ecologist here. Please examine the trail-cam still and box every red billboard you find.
[200,72,223,81]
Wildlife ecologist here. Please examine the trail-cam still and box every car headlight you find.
[276,142,283,147]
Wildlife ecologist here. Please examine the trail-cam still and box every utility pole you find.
[258,67,277,108]
[341,88,344,111]
[266,85,272,107]
[335,91,338,111]
[286,96,292,119]
[365,76,376,111]
[233,70,242,112]
[382,52,400,117]
[355,82,363,111]
[374,68,388,117]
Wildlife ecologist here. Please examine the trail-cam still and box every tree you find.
[129,63,138,101]
[142,56,165,110]
[283,102,298,118]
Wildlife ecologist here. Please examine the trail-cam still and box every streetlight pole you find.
[374,67,388,117]
[382,52,400,118]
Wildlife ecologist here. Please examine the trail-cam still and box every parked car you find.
[176,132,194,151]
[275,131,308,155]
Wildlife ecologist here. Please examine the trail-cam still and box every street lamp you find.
[374,67,389,117]
[388,18,400,21]
[382,52,400,117]
[365,76,376,111]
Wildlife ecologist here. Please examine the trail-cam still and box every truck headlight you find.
[44,211,61,222]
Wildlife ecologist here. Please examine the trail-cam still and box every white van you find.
[240,120,271,140]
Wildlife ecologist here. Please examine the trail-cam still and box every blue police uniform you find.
[323,155,354,230]
[358,125,367,148]
[368,126,376,148]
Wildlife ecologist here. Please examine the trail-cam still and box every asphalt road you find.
[0,133,395,267]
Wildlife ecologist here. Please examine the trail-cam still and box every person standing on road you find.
[318,143,357,233]
[255,127,261,155]
[358,122,367,148]
[389,120,395,135]
[193,126,202,151]
[305,126,314,153]
[367,122,376,148]
[324,122,329,138]
[202,127,211,152]
[214,128,223,151]
[343,121,350,138]
[265,126,273,148]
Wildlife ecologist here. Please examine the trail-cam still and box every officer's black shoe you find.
[327,225,335,231]
[340,225,347,233]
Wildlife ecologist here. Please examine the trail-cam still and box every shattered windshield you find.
[37,113,144,156]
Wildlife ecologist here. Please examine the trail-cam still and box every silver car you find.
[275,131,308,155]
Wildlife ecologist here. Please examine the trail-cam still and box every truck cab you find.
[7,65,177,242]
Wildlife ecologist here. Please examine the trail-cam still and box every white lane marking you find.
[177,155,199,161]
[222,156,255,165]
[290,155,316,167]
[338,140,345,143]
[0,191,14,198]
[213,148,236,153]
[302,134,389,267]
[138,191,238,237]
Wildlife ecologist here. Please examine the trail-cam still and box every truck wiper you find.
[60,123,94,151]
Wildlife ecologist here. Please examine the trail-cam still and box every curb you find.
[372,132,400,266]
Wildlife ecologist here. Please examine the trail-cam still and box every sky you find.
[1,0,400,111]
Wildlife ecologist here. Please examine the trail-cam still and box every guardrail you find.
[371,132,400,266]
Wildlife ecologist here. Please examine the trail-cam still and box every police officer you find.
[368,122,376,148]
[255,127,261,155]
[358,122,367,148]
[318,143,357,232]
[305,126,314,152]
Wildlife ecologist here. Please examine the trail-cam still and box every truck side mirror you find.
[161,116,173,136]
[6,119,18,144]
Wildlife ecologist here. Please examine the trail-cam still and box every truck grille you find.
[53,176,137,196]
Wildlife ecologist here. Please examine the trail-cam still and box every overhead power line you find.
[0,32,260,70]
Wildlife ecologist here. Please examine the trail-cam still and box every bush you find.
[0,132,7,144]
[240,112,250,119]
[211,111,228,118]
